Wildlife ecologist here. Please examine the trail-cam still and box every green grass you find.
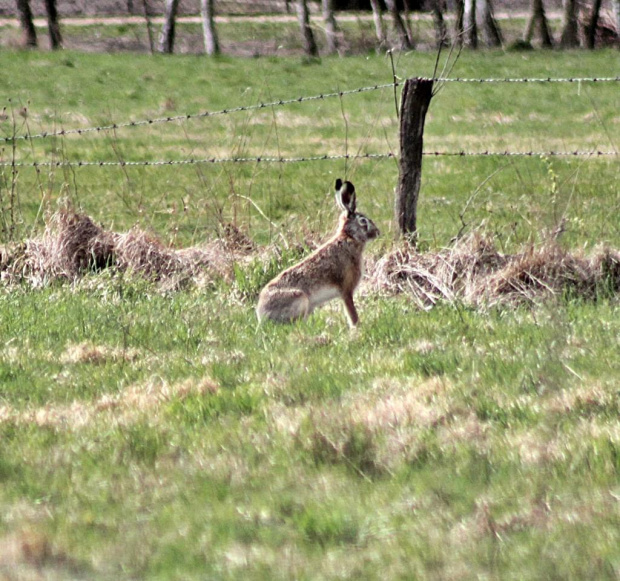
[1,49,620,579]
[1,48,619,246]
[1,287,620,579]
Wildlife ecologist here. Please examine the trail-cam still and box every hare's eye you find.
[358,217,368,227]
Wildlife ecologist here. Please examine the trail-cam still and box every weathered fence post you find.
[395,78,434,238]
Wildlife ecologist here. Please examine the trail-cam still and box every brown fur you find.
[256,180,379,327]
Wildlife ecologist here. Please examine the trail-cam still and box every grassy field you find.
[1,48,620,579]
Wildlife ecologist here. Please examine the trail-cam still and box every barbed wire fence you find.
[1,75,618,241]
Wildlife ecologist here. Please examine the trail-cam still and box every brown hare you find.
[256,179,380,327]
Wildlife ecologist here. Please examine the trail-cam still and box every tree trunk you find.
[322,0,339,54]
[479,0,502,47]
[560,0,579,47]
[296,0,318,57]
[369,0,387,48]
[431,0,449,48]
[385,0,414,49]
[395,78,434,238]
[454,0,465,45]
[159,0,180,54]
[464,0,478,48]
[586,0,603,49]
[142,0,155,54]
[15,0,37,47]
[614,0,620,48]
[523,0,554,47]
[201,0,220,55]
[402,0,416,48]
[44,0,62,49]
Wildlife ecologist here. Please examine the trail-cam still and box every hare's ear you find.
[335,179,356,214]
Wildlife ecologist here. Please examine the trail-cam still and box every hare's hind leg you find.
[256,288,310,323]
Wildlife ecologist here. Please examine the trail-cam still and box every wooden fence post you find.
[395,78,434,239]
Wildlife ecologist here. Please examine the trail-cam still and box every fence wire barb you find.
[2,76,618,144]
[1,150,617,169]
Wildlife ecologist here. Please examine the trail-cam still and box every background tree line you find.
[13,0,620,54]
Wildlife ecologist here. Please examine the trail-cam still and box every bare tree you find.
[15,0,37,47]
[369,0,387,49]
[560,0,579,47]
[44,0,62,49]
[201,0,220,55]
[401,0,416,47]
[523,0,554,48]
[431,0,449,48]
[464,0,478,48]
[322,0,340,54]
[141,0,155,54]
[385,0,414,49]
[479,0,502,47]
[585,0,603,49]
[159,0,180,54]
[453,0,465,45]
[614,0,620,47]
[296,0,318,57]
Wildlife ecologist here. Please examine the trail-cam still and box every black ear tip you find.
[335,178,343,191]
[345,180,355,193]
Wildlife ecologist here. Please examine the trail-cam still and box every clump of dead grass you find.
[0,207,254,289]
[369,233,620,308]
[3,210,620,305]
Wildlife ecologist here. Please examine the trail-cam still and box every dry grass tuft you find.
[369,233,620,307]
[4,210,619,304]
[0,208,255,289]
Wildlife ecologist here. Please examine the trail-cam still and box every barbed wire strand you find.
[2,76,619,144]
[1,150,617,168]
[0,83,397,144]
[434,77,620,83]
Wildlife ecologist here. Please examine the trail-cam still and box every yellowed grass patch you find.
[0,376,218,430]
[59,341,141,365]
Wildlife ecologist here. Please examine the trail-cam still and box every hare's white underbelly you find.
[308,285,341,311]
